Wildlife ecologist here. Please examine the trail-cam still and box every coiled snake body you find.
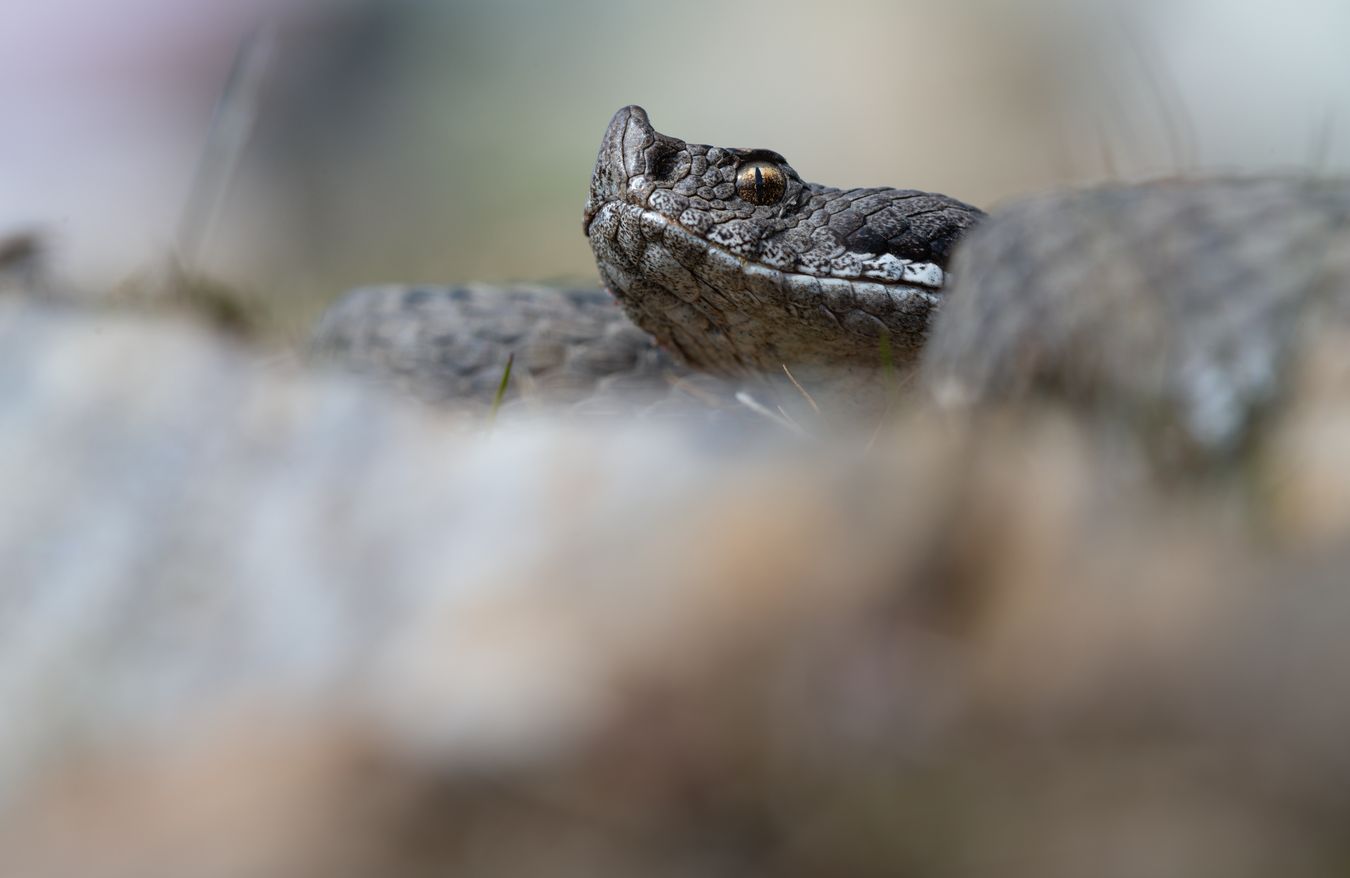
[314,106,1350,449]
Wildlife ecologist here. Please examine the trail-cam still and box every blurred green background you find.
[3,0,1349,335]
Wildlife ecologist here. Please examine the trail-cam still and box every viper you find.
[315,106,1350,450]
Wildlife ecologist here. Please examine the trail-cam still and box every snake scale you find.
[313,105,1350,450]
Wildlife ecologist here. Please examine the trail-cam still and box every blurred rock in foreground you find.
[3,297,1350,877]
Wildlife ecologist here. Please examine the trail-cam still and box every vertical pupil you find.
[754,166,764,201]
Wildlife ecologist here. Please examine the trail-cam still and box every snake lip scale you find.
[584,105,985,379]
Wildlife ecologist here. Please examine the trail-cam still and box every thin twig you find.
[780,363,821,415]
[735,391,809,437]
[177,23,278,270]
[667,373,727,407]
[488,353,514,424]
[1309,109,1338,174]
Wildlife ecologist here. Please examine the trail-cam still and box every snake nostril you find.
[648,146,681,182]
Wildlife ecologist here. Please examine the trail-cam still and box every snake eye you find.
[736,161,786,205]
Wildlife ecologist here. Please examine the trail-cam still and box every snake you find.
[313,106,1350,450]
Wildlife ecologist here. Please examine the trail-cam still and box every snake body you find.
[311,283,687,413]
[314,106,1350,448]
[927,176,1350,451]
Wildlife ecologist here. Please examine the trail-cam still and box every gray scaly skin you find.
[310,283,691,412]
[315,106,1350,451]
[926,177,1350,451]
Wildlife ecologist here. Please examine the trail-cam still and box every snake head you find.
[584,105,985,382]
[584,105,802,234]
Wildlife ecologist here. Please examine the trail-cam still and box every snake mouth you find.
[586,197,951,373]
[591,201,946,304]
[581,200,605,238]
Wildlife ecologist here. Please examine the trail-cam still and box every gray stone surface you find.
[0,297,787,805]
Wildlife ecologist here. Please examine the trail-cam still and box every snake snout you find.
[583,105,652,232]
